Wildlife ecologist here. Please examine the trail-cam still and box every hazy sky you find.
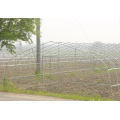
[31,18,120,44]
[3,0,119,45]
[2,0,120,45]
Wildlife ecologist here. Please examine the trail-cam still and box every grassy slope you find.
[0,83,112,101]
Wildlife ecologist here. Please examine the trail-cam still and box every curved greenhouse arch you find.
[4,41,120,100]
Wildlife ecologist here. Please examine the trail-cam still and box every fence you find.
[1,41,120,100]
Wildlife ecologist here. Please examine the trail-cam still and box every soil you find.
[1,58,120,100]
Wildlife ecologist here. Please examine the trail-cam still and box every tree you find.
[92,41,103,47]
[0,18,41,53]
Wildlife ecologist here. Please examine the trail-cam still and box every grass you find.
[95,65,108,73]
[70,72,76,76]
[89,71,93,74]
[0,80,112,101]
[35,70,39,76]
[70,72,83,77]
[94,79,99,84]
[34,70,58,80]
[44,74,58,80]
[94,64,120,73]
[95,68,102,73]
[34,70,40,79]
[116,69,120,73]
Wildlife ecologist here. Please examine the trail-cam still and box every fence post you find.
[42,55,44,91]
[58,43,60,93]
[75,48,77,93]
[93,56,95,95]
[36,18,41,73]
[50,56,51,92]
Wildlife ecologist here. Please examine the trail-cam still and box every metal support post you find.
[75,48,77,92]
[36,18,41,73]
[58,43,60,93]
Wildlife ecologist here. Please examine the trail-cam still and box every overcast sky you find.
[31,18,120,44]
[2,0,120,45]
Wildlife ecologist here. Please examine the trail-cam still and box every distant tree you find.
[0,18,41,53]
[92,41,103,47]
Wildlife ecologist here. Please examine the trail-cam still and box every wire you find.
[76,18,91,43]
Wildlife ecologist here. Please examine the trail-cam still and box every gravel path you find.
[0,92,74,101]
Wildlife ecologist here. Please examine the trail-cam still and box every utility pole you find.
[36,18,41,73]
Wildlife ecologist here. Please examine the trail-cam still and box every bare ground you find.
[1,58,120,100]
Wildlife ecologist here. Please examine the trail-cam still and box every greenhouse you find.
[0,41,120,100]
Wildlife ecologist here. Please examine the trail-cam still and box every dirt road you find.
[0,92,74,101]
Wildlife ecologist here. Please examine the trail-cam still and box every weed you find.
[99,65,104,68]
[79,91,82,95]
[70,72,76,76]
[96,95,100,99]
[95,65,105,73]
[34,81,39,83]
[89,71,93,74]
[8,82,15,87]
[81,78,84,80]
[34,80,42,83]
[70,72,82,77]
[11,72,14,75]
[94,81,97,84]
[115,92,118,95]
[0,78,17,91]
[116,69,120,73]
[34,70,40,79]
[95,69,102,73]
[35,70,39,76]
[2,77,9,91]
[44,74,58,80]
[94,79,99,84]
